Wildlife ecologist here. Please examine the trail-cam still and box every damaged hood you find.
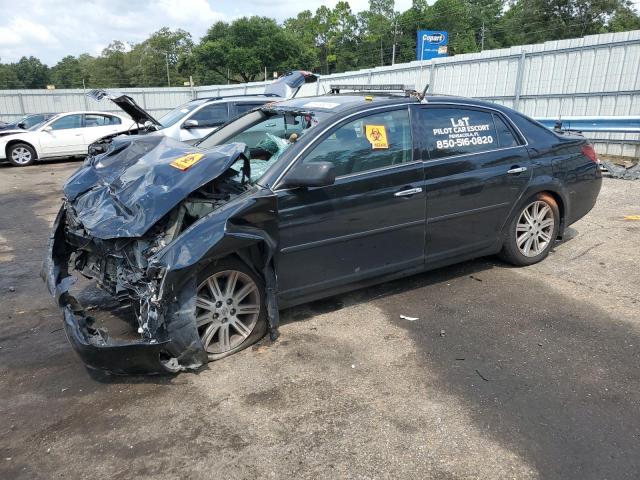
[64,135,248,239]
[87,89,162,127]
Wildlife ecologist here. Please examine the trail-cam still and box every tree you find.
[92,41,130,88]
[129,28,194,87]
[50,56,83,88]
[14,56,50,88]
[192,16,315,83]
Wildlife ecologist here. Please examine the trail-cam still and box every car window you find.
[233,103,265,116]
[159,100,206,128]
[301,108,412,177]
[415,107,499,160]
[189,103,229,127]
[493,113,519,148]
[22,115,45,129]
[50,114,83,130]
[84,114,121,127]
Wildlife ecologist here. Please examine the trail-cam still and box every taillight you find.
[581,144,598,163]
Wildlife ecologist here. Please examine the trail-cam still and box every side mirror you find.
[43,125,53,132]
[17,122,25,129]
[281,162,336,189]
[182,119,199,129]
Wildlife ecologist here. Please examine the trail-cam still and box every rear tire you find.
[195,258,268,362]
[7,143,36,167]
[500,193,560,266]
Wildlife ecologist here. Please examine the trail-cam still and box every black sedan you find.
[44,89,602,374]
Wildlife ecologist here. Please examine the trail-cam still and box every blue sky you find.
[0,0,413,65]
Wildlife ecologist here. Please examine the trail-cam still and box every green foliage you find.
[0,1,638,89]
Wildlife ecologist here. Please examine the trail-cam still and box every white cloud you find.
[0,0,412,65]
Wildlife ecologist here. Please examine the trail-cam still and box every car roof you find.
[267,93,519,120]
[52,111,128,117]
[192,95,279,104]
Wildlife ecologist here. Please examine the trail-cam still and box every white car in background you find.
[0,111,136,167]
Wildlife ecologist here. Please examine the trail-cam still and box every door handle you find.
[394,187,423,197]
[74,133,83,136]
[507,166,527,174]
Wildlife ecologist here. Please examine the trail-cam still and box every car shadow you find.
[376,259,638,479]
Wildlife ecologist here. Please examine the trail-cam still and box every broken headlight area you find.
[48,173,250,375]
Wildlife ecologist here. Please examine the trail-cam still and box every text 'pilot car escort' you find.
[43,84,602,374]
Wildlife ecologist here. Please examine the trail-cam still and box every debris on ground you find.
[440,329,446,337]
[8,286,15,292]
[400,314,419,321]
[475,369,489,381]
[624,215,640,221]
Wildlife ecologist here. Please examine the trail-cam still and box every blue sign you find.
[417,30,448,61]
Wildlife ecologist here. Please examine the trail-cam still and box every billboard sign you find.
[417,30,448,61]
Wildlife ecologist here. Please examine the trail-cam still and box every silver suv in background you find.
[88,71,318,146]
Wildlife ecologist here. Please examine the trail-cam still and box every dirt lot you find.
[1,159,639,480]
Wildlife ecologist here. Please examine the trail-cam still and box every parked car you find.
[44,86,602,374]
[87,70,319,148]
[0,111,136,166]
[0,113,58,134]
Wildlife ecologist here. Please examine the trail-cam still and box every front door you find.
[40,114,86,156]
[276,107,426,303]
[410,104,532,264]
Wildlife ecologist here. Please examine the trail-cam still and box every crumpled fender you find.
[149,187,281,337]
[63,135,249,239]
[41,204,208,374]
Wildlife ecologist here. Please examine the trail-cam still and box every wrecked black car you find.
[44,87,602,374]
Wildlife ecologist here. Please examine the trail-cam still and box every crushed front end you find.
[42,136,257,374]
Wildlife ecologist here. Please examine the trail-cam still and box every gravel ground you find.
[0,159,638,480]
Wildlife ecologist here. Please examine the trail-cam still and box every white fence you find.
[1,30,639,157]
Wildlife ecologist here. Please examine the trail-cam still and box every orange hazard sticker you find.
[170,153,204,170]
[365,125,389,149]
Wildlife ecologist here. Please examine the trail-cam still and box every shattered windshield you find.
[197,108,324,183]
[159,100,207,128]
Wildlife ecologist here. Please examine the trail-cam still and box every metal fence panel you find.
[0,30,638,157]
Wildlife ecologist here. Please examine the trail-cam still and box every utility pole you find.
[480,21,486,52]
[391,18,398,65]
[165,52,170,87]
[264,66,267,82]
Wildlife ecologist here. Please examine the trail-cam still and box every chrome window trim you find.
[421,144,527,163]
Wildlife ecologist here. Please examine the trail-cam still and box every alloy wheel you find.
[195,270,261,357]
[11,147,32,165]
[516,200,555,257]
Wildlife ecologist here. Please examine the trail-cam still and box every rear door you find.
[411,104,532,264]
[82,114,123,146]
[179,102,230,143]
[39,114,86,156]
[276,106,426,303]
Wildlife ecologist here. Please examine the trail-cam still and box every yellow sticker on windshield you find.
[170,153,204,171]
[365,125,389,149]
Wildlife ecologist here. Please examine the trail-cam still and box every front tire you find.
[195,258,268,361]
[500,193,560,266]
[7,143,36,167]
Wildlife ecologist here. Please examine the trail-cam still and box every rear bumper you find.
[43,204,207,375]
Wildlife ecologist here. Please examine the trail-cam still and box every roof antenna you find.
[420,84,430,101]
